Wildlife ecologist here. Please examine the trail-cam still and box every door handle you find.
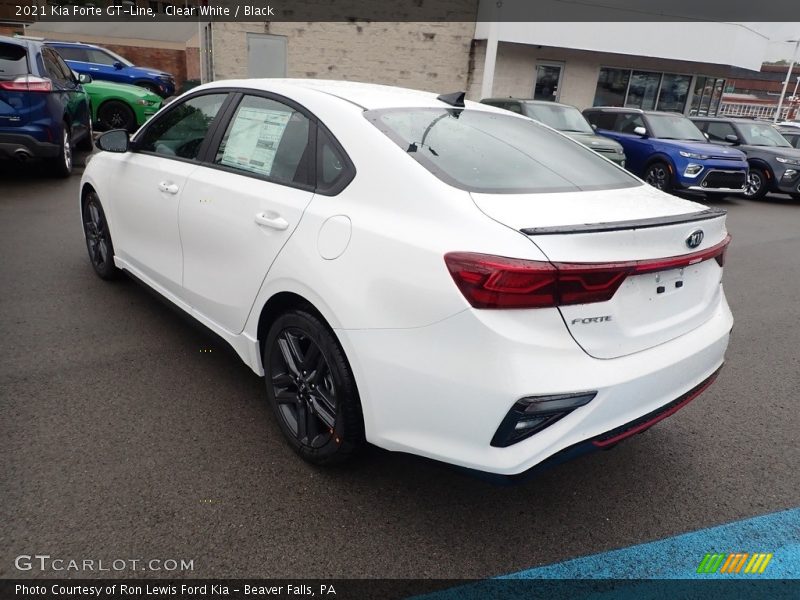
[158,181,179,195]
[254,212,289,231]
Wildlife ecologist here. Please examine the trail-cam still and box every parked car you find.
[0,35,92,177]
[83,79,162,132]
[692,116,800,199]
[584,107,748,195]
[480,98,626,166]
[777,126,800,149]
[46,41,175,98]
[80,80,732,478]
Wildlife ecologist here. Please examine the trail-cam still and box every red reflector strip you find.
[592,368,722,448]
[445,234,731,309]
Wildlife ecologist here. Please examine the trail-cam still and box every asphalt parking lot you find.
[1,155,799,580]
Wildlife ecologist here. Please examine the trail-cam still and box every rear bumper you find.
[337,289,733,476]
[0,133,59,159]
[480,367,722,484]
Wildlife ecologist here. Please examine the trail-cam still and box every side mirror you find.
[96,129,130,153]
[633,126,647,137]
[78,72,92,84]
[704,132,710,140]
[724,134,740,144]
[113,61,124,70]
[591,123,598,131]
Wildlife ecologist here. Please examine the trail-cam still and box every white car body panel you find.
[80,78,733,476]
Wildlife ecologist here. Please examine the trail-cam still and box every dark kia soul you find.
[692,117,800,200]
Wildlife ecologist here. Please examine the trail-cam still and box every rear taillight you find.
[0,76,52,92]
[445,234,730,309]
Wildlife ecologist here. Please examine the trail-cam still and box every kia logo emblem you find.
[686,229,704,249]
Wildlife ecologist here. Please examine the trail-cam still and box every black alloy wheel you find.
[82,192,119,280]
[97,101,137,132]
[644,161,673,192]
[264,310,364,464]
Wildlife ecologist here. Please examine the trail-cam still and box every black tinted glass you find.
[366,108,638,193]
[139,93,227,159]
[0,43,29,77]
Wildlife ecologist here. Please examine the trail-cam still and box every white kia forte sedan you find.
[80,79,733,478]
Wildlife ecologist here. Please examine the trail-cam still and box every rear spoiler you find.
[521,207,727,236]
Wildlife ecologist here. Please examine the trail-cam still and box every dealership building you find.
[4,1,772,115]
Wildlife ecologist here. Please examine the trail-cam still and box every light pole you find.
[774,38,800,123]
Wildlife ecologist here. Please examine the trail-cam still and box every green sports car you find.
[82,79,162,132]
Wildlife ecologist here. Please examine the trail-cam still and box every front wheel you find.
[743,168,768,200]
[97,100,137,132]
[82,191,120,280]
[264,309,365,465]
[644,161,673,193]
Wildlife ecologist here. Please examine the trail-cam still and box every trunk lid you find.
[0,41,31,128]
[471,184,729,359]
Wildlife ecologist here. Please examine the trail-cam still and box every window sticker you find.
[220,107,292,176]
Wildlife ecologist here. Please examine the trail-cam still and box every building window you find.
[626,71,662,110]
[594,68,694,114]
[657,74,691,112]
[594,68,630,107]
[689,76,727,116]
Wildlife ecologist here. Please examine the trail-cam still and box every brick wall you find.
[101,44,188,89]
[211,21,476,94]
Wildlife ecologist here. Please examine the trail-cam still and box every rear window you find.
[365,108,638,193]
[0,43,29,78]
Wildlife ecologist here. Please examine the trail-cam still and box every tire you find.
[263,309,365,465]
[48,125,72,178]
[743,168,769,200]
[97,100,137,132]
[76,115,94,151]
[644,161,673,193]
[82,191,120,280]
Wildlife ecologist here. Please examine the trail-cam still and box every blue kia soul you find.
[46,41,175,98]
[584,107,748,195]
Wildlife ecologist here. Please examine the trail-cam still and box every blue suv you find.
[584,107,748,195]
[1,35,92,177]
[46,41,175,98]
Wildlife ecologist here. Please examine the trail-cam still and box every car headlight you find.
[679,150,710,160]
[136,98,159,106]
[776,156,800,166]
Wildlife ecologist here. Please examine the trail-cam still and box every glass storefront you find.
[594,68,630,107]
[626,71,661,110]
[593,68,718,115]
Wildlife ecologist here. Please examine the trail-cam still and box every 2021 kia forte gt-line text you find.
[80,80,733,477]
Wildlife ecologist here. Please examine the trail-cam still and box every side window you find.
[585,112,616,130]
[53,46,88,62]
[42,48,70,86]
[316,126,353,194]
[53,52,76,85]
[616,113,645,134]
[138,93,227,160]
[502,103,523,114]
[214,95,311,185]
[87,49,118,66]
[706,122,736,143]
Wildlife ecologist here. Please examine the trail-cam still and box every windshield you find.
[365,108,639,193]
[523,103,594,134]
[737,122,792,147]
[645,113,706,141]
